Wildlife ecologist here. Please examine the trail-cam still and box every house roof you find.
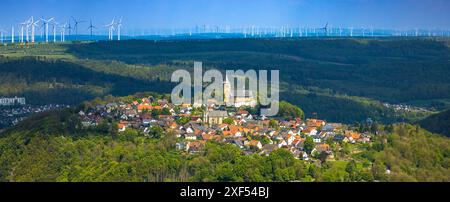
[248,140,261,147]
[262,144,279,152]
[117,123,125,129]
[202,133,214,140]
[315,143,330,152]
[137,104,152,110]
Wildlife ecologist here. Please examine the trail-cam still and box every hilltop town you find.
[78,94,374,162]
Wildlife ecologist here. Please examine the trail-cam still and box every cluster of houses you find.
[78,96,373,161]
[0,104,70,131]
[382,102,429,113]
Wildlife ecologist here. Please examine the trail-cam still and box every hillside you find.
[0,57,174,105]
[419,110,450,137]
[1,38,448,124]
[67,38,450,105]
[0,105,448,182]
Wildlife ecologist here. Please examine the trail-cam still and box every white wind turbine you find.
[20,21,28,43]
[29,16,40,43]
[11,26,15,43]
[25,18,31,42]
[116,17,123,41]
[40,17,54,43]
[105,18,115,40]
[60,23,67,42]
[51,21,58,43]
[0,29,6,44]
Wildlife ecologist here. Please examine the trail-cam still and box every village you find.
[78,94,373,162]
[0,104,71,132]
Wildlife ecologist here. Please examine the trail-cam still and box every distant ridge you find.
[419,109,450,137]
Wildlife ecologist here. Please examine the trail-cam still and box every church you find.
[223,76,257,108]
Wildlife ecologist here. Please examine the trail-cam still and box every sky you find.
[1,0,449,32]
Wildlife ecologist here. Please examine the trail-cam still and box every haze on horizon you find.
[0,0,449,33]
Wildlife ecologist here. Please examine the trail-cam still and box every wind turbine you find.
[30,16,40,43]
[25,18,31,42]
[72,17,85,40]
[51,21,58,43]
[87,19,96,37]
[319,22,328,36]
[67,21,73,36]
[40,17,54,43]
[20,21,27,43]
[60,23,67,42]
[105,18,115,40]
[116,17,123,40]
[0,29,6,44]
[11,26,14,43]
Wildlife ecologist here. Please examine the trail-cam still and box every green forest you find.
[2,38,450,124]
[0,57,174,105]
[0,110,448,182]
[67,38,450,105]
[419,109,450,137]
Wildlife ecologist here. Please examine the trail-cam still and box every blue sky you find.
[1,0,449,31]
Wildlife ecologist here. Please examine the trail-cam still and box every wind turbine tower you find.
[52,21,58,43]
[67,22,72,35]
[60,23,67,42]
[25,18,31,42]
[0,29,4,44]
[87,19,97,37]
[105,18,115,40]
[72,17,85,40]
[20,21,27,43]
[11,26,14,43]
[30,17,40,43]
[41,18,54,43]
[116,17,123,41]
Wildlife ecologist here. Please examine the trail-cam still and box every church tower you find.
[223,76,231,104]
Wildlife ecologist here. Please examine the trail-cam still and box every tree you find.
[317,152,329,163]
[161,108,171,115]
[345,160,357,181]
[371,161,387,181]
[303,136,315,154]
[148,125,164,139]
[278,101,305,120]
[269,120,278,128]
[176,117,191,125]
[223,118,234,125]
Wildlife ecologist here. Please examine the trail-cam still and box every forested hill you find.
[419,110,450,137]
[0,107,448,182]
[2,38,449,124]
[66,38,450,104]
[0,57,174,105]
